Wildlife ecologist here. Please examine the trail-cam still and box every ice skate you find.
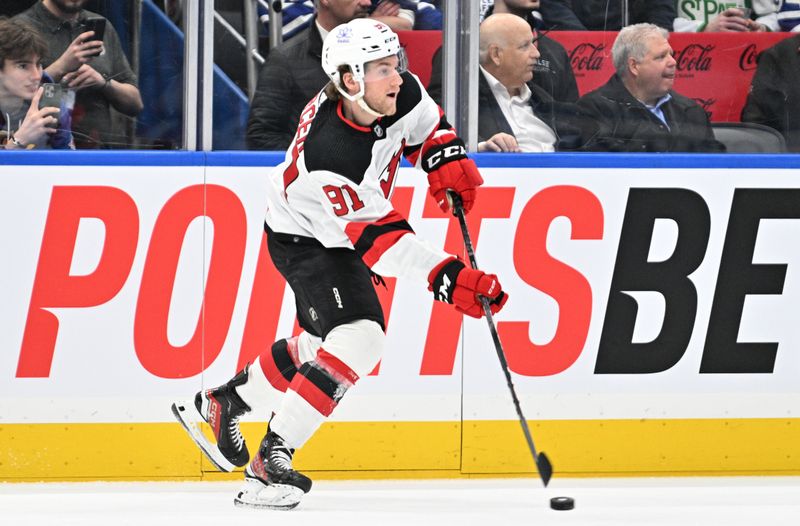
[233,430,312,510]
[171,366,252,472]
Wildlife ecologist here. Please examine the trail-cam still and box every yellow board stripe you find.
[1,419,798,481]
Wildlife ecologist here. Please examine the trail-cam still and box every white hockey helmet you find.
[321,18,406,103]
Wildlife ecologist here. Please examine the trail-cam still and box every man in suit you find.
[475,13,591,152]
[429,0,578,105]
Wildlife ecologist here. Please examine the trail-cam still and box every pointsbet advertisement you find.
[1,154,798,479]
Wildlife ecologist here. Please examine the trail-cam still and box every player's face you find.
[362,55,404,116]
[0,54,42,100]
[326,0,372,24]
[630,35,676,103]
[499,23,540,88]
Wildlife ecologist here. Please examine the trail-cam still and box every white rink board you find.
[1,156,799,423]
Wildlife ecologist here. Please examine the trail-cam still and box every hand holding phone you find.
[38,83,63,127]
[82,17,106,57]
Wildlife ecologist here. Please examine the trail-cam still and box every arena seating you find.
[398,31,793,123]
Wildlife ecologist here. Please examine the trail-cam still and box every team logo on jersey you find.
[309,307,318,321]
[379,140,405,197]
[373,123,384,138]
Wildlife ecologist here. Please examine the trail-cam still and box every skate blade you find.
[233,478,304,510]
[170,401,237,473]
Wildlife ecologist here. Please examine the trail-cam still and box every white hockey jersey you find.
[264,72,454,283]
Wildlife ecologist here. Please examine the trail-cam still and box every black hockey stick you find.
[449,191,553,487]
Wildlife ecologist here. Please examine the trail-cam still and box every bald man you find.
[429,2,578,106]
[483,0,578,101]
[476,13,592,152]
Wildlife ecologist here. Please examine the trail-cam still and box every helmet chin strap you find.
[336,79,385,119]
[356,96,385,119]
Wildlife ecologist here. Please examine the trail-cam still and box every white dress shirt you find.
[480,67,557,152]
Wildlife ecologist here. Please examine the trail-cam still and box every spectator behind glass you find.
[777,0,800,30]
[540,0,675,31]
[258,0,439,41]
[369,0,415,31]
[741,34,800,151]
[0,16,74,150]
[428,0,579,106]
[474,14,594,152]
[577,23,725,152]
[247,0,373,151]
[674,1,778,32]
[414,1,442,29]
[481,0,579,101]
[15,0,143,149]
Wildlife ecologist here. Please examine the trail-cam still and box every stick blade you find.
[537,452,553,487]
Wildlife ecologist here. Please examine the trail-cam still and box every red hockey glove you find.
[421,134,483,214]
[428,257,508,318]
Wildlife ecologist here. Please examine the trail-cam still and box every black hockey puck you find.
[550,496,575,510]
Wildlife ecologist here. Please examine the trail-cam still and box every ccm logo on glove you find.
[424,143,467,171]
[428,257,508,318]
[421,135,483,214]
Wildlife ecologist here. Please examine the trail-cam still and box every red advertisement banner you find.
[399,30,792,122]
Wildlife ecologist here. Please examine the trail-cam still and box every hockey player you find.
[172,18,508,510]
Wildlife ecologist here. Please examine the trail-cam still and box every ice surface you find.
[1,477,800,526]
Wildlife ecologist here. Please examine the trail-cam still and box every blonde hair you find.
[323,64,353,100]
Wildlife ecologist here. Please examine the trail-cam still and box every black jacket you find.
[477,73,595,151]
[741,35,800,152]
[577,74,725,153]
[427,33,579,105]
[246,21,330,150]
[540,0,674,31]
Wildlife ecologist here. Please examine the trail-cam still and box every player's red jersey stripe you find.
[283,95,320,191]
[344,210,413,267]
[360,229,410,267]
[344,210,406,244]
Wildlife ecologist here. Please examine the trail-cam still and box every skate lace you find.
[229,414,244,450]
[269,444,293,471]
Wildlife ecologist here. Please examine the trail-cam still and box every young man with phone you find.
[15,0,142,148]
[0,17,73,149]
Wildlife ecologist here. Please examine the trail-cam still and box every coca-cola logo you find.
[739,43,759,71]
[569,43,607,72]
[693,97,716,119]
[675,44,715,72]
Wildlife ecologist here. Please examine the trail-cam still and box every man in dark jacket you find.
[741,34,800,152]
[540,0,675,31]
[474,13,593,151]
[577,23,724,153]
[483,0,579,101]
[428,1,578,104]
[246,0,371,150]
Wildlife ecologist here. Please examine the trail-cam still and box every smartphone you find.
[38,83,62,127]
[82,17,106,56]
